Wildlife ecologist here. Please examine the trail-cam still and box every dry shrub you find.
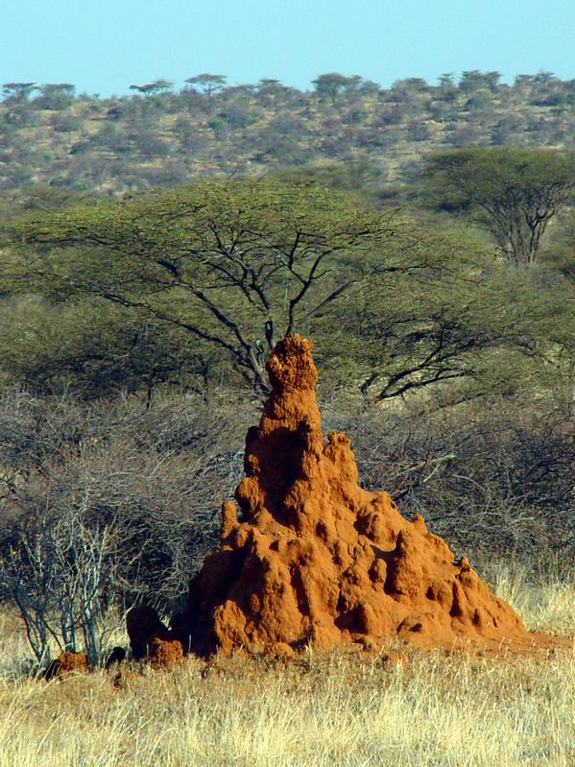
[322,391,575,562]
[0,388,256,663]
[1,383,574,665]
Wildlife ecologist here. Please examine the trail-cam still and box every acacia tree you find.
[2,82,37,103]
[34,83,76,110]
[312,73,361,107]
[323,258,563,401]
[424,147,575,265]
[459,70,501,93]
[7,179,416,393]
[184,74,227,96]
[129,79,173,97]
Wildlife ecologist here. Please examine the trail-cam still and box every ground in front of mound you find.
[128,334,573,663]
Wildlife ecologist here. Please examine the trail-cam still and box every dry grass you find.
[1,562,574,767]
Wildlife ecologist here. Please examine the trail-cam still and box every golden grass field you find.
[1,561,574,767]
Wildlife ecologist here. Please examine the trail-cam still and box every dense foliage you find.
[424,147,575,264]
[4,174,575,401]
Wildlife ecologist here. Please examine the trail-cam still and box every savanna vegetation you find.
[1,70,575,766]
[1,69,575,195]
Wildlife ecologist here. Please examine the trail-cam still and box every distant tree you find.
[257,78,283,91]
[459,71,501,93]
[6,180,400,393]
[358,79,381,95]
[392,77,429,94]
[312,73,361,107]
[33,83,76,110]
[255,79,289,106]
[424,147,575,264]
[533,71,557,86]
[515,74,536,86]
[219,84,256,111]
[2,82,37,102]
[129,79,173,97]
[436,73,457,103]
[184,74,227,96]
[528,72,565,107]
[438,73,455,88]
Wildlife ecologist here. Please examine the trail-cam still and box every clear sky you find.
[1,0,574,97]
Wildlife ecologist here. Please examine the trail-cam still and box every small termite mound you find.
[43,650,90,680]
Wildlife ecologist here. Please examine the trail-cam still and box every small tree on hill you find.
[34,83,76,110]
[129,79,173,97]
[2,82,38,103]
[312,73,361,107]
[459,70,501,93]
[184,74,227,96]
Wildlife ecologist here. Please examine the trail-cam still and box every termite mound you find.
[128,335,571,660]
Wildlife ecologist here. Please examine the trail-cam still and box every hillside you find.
[1,71,575,196]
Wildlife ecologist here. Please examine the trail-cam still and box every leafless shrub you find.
[0,388,255,662]
[0,505,115,665]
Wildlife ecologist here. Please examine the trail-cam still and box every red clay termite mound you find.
[136,335,571,660]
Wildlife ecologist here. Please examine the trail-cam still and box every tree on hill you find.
[2,82,37,103]
[459,70,501,93]
[5,180,405,393]
[129,79,173,97]
[312,73,361,107]
[256,79,289,103]
[33,83,76,110]
[423,147,575,265]
[184,74,227,96]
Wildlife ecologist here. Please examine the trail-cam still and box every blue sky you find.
[1,0,574,96]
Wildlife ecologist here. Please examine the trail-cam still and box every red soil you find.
[126,605,185,668]
[44,650,90,680]
[130,334,572,661]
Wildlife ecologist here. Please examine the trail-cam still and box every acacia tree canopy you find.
[323,259,568,401]
[7,179,417,392]
[423,147,575,265]
[129,79,173,96]
[312,73,361,106]
[4,178,573,400]
[184,74,227,96]
[2,82,37,102]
